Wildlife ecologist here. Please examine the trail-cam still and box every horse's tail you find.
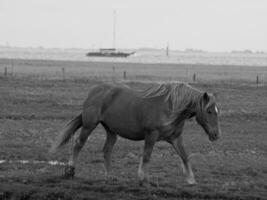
[50,114,82,153]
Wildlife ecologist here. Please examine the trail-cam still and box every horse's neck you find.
[171,98,199,126]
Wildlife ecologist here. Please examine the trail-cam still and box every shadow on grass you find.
[0,174,265,200]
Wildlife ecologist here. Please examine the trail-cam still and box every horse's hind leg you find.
[138,131,159,185]
[102,130,117,181]
[170,136,196,185]
[65,125,96,178]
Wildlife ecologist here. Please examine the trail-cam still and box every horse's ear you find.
[213,92,218,98]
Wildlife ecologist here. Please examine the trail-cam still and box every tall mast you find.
[113,10,116,49]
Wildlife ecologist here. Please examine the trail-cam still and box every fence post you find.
[123,71,127,80]
[4,67,7,77]
[62,67,65,80]
[193,73,196,82]
[112,66,116,81]
[256,75,259,85]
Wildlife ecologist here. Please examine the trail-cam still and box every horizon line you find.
[0,44,266,54]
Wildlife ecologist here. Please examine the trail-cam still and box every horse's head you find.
[196,92,221,141]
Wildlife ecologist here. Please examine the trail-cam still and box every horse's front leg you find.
[170,136,196,185]
[138,131,159,185]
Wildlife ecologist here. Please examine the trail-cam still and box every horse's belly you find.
[102,115,145,140]
[108,124,145,140]
[101,94,148,140]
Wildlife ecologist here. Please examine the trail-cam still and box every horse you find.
[50,82,221,185]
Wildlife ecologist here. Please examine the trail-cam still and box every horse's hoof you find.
[138,180,144,186]
[104,175,118,183]
[139,180,153,189]
[138,177,150,187]
[64,166,75,179]
[186,177,197,185]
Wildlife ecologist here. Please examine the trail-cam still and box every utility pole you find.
[113,10,116,49]
[166,43,169,57]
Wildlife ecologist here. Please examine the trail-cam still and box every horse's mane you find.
[140,82,203,125]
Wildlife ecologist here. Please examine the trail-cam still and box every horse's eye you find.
[207,110,212,114]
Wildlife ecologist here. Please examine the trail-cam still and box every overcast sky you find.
[1,0,267,51]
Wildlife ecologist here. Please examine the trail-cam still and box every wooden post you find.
[62,67,65,80]
[193,73,196,82]
[123,71,126,80]
[166,43,169,57]
[113,66,115,79]
[112,66,116,82]
[4,67,7,77]
[11,61,14,76]
[256,75,259,85]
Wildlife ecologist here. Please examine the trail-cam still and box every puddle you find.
[0,159,66,166]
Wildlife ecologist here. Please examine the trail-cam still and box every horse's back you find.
[83,83,128,107]
[83,82,138,119]
[82,83,146,139]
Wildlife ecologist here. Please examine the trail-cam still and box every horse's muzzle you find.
[209,135,218,141]
[209,131,221,141]
[208,126,222,141]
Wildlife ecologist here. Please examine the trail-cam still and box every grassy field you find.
[0,59,267,199]
[1,58,267,84]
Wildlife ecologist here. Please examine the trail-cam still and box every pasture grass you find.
[0,58,267,84]
[0,59,266,199]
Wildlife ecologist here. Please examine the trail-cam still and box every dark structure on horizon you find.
[86,48,135,58]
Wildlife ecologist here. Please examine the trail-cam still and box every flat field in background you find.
[0,58,267,200]
[0,58,267,84]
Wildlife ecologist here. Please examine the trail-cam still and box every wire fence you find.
[1,60,267,85]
